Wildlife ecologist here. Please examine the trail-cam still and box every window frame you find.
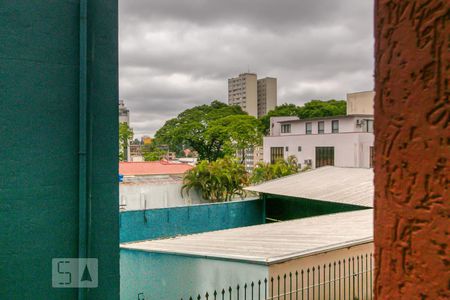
[281,124,291,133]
[305,122,312,135]
[331,120,339,133]
[318,121,325,134]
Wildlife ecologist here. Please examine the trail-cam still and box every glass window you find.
[298,146,302,152]
[305,122,312,135]
[365,119,374,133]
[281,124,291,133]
[318,121,324,134]
[315,147,335,168]
[270,147,284,164]
[332,120,339,133]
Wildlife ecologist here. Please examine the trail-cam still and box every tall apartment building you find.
[228,73,258,117]
[228,73,277,118]
[228,73,278,171]
[257,77,277,117]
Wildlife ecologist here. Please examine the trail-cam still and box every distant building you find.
[257,77,277,117]
[263,91,374,169]
[119,99,130,124]
[141,135,153,145]
[228,73,258,117]
[228,73,277,171]
[228,73,278,118]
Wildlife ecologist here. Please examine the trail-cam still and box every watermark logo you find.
[52,258,98,288]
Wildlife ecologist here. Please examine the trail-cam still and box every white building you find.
[263,91,374,169]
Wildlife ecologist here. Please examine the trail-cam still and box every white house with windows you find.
[263,91,375,169]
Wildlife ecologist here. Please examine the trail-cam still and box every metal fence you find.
[181,253,374,300]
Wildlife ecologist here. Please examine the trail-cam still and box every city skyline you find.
[119,0,374,137]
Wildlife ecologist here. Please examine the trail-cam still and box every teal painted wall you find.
[120,249,268,300]
[0,1,119,299]
[120,199,265,243]
[265,194,370,221]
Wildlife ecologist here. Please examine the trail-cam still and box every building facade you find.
[263,91,375,169]
[228,73,258,117]
[228,73,278,171]
[257,77,277,117]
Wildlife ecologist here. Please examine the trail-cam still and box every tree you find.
[119,122,133,161]
[181,158,249,202]
[206,115,263,163]
[155,101,262,161]
[250,155,302,184]
[141,143,166,161]
[260,103,300,134]
[297,99,346,119]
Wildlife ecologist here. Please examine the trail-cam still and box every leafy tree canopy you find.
[155,101,262,161]
[297,99,346,119]
[119,122,133,161]
[250,155,301,184]
[182,157,249,202]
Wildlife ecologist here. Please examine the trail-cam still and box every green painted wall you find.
[0,1,119,299]
[121,249,268,300]
[265,194,370,221]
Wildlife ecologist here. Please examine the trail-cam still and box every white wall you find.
[263,132,374,169]
[120,180,205,211]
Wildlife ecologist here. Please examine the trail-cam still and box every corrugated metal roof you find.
[119,161,193,176]
[121,209,373,265]
[245,167,373,208]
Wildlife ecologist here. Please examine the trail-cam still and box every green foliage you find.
[155,101,262,161]
[250,155,300,184]
[182,157,249,202]
[260,103,300,134]
[119,122,133,161]
[297,99,346,119]
[141,144,166,161]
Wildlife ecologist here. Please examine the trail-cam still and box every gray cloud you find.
[119,0,374,137]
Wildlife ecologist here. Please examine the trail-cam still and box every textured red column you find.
[374,1,449,299]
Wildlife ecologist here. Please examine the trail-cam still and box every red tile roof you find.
[119,161,193,176]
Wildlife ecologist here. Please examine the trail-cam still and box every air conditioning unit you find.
[356,119,366,127]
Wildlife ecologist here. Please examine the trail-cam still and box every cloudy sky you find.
[119,0,374,137]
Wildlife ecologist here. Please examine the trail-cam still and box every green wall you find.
[265,194,370,221]
[0,1,119,299]
[120,199,265,243]
[121,249,268,300]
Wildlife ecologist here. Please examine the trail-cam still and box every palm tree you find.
[182,158,249,202]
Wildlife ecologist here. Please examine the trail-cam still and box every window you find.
[315,147,334,168]
[281,124,291,133]
[365,119,374,133]
[318,121,324,134]
[332,120,339,133]
[305,122,312,134]
[285,146,289,152]
[298,146,302,152]
[270,147,284,163]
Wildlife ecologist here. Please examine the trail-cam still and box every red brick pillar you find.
[374,1,449,299]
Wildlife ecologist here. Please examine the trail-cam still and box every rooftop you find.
[245,166,373,208]
[121,209,373,265]
[119,161,193,176]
